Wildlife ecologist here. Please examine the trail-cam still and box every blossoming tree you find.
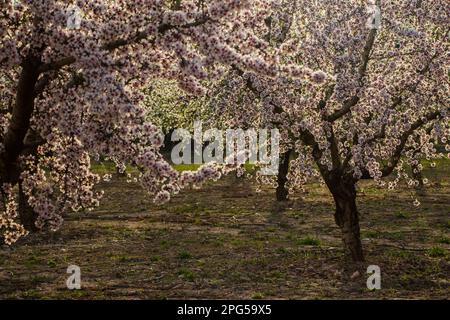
[0,0,282,244]
[209,0,449,262]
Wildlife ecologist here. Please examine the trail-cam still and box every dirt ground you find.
[0,162,449,299]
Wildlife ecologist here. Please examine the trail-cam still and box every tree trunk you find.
[0,56,41,230]
[0,57,40,185]
[276,149,292,201]
[18,182,38,232]
[330,179,364,262]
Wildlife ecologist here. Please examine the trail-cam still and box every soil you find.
[0,163,448,299]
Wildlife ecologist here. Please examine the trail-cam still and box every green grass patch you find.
[251,292,265,300]
[173,162,255,172]
[177,268,195,281]
[427,246,447,257]
[296,237,320,246]
[275,247,289,254]
[171,203,206,214]
[149,255,161,262]
[30,275,52,284]
[437,237,450,244]
[178,251,193,260]
[24,256,41,268]
[91,161,137,175]
[173,164,202,171]
[395,212,410,219]
[47,259,57,268]
[362,230,381,238]
[385,231,405,240]
[108,254,135,263]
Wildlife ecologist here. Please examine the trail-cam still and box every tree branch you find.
[325,17,379,122]
[380,109,445,177]
[360,108,447,179]
[38,18,210,73]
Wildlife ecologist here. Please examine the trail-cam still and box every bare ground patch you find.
[0,165,449,299]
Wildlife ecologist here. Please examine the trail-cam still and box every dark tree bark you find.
[328,178,364,262]
[276,149,292,201]
[0,56,41,229]
[18,181,38,232]
[0,57,40,184]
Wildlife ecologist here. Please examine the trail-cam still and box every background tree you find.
[208,0,324,202]
[143,79,213,135]
[208,0,449,262]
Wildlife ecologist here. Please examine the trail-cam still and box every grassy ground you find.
[0,160,448,299]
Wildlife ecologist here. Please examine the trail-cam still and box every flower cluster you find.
[208,0,449,200]
[0,0,280,243]
[0,184,28,245]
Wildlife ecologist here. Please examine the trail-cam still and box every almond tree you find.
[210,0,449,262]
[0,0,280,244]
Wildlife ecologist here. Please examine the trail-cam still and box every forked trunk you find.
[330,179,364,262]
[276,150,292,201]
